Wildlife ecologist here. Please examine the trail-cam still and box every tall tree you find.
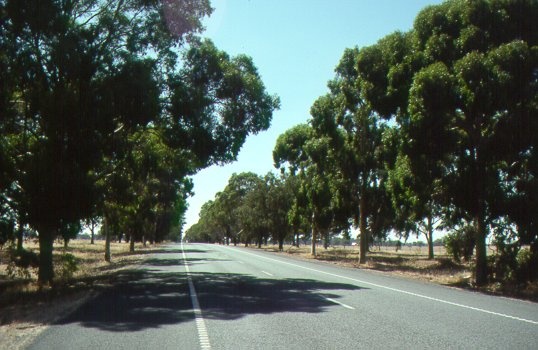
[408,0,537,285]
[265,173,293,251]
[274,124,343,256]
[352,0,537,285]
[223,172,266,246]
[309,47,393,263]
[1,0,278,284]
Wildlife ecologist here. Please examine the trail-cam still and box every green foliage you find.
[0,217,15,247]
[187,171,297,249]
[444,226,475,262]
[1,0,278,283]
[488,227,538,284]
[60,221,82,247]
[514,248,538,283]
[167,39,280,167]
[57,253,79,281]
[6,247,39,279]
[273,122,352,255]
[354,0,538,285]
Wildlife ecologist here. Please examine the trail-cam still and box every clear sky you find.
[184,0,444,232]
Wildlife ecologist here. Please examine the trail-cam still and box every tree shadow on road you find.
[54,267,365,332]
[191,272,365,320]
[139,257,233,268]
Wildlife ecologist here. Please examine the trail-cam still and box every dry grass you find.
[0,239,161,319]
[0,240,151,300]
[248,244,471,285]
[0,239,164,349]
[0,239,535,343]
[251,243,537,301]
[300,245,468,282]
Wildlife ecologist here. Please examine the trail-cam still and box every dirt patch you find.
[250,244,538,301]
[0,240,162,349]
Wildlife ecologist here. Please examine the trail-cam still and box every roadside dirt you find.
[250,244,538,301]
[1,242,536,349]
[0,240,162,350]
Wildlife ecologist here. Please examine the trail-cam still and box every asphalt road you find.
[28,243,538,349]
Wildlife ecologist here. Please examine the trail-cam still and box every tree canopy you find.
[0,0,279,284]
[268,0,538,286]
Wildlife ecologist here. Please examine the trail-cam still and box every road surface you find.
[28,243,538,349]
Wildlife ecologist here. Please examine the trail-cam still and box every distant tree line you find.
[0,0,279,285]
[189,0,537,287]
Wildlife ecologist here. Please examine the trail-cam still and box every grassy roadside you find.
[248,244,538,302]
[0,240,161,308]
[0,240,536,349]
[0,239,163,348]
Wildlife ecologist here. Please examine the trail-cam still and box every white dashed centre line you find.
[324,297,356,310]
[181,243,212,350]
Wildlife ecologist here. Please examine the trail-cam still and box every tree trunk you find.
[16,224,24,252]
[130,233,135,252]
[323,231,329,249]
[64,238,69,249]
[426,214,434,260]
[530,241,538,281]
[359,196,368,264]
[474,213,488,286]
[90,222,95,245]
[311,212,317,256]
[473,151,488,286]
[38,231,55,286]
[104,218,111,262]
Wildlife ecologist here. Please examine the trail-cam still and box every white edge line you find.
[217,245,538,326]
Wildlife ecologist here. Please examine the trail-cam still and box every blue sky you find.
[185,0,444,232]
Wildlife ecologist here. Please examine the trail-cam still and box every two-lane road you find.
[28,243,538,349]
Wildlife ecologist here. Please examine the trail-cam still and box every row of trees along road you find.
[186,172,302,251]
[0,0,279,285]
[189,0,538,287]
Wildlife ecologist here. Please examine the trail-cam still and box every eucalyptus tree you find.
[284,172,310,247]
[356,0,538,284]
[409,0,537,285]
[185,220,213,243]
[187,200,223,243]
[349,32,448,260]
[274,124,343,256]
[191,173,262,246]
[1,0,278,284]
[214,172,267,246]
[386,151,444,259]
[60,220,81,249]
[264,172,293,251]
[308,47,394,263]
